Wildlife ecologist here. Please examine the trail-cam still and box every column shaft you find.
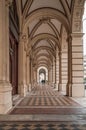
[0,0,12,114]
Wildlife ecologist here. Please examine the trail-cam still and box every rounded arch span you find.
[30,33,60,49]
[30,19,60,41]
[37,66,48,83]
[32,39,56,51]
[33,46,56,58]
[37,64,49,70]
[35,53,53,62]
[37,58,52,65]
[23,8,70,33]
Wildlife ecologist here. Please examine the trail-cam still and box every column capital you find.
[19,33,29,52]
[5,0,13,6]
[71,33,84,38]
[67,33,84,41]
[19,33,28,43]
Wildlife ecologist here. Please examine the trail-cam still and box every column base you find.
[61,84,66,92]
[29,84,32,91]
[66,83,72,96]
[18,83,28,97]
[58,83,62,91]
[66,83,85,97]
[54,83,58,90]
[72,84,85,97]
[0,81,12,114]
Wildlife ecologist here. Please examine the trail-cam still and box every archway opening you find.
[37,66,48,84]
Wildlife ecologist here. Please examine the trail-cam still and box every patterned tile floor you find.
[0,121,86,130]
[10,85,83,114]
[1,85,86,129]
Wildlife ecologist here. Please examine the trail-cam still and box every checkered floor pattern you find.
[18,85,80,107]
[0,122,86,130]
[17,96,80,107]
[10,85,82,114]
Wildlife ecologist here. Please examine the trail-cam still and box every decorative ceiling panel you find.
[51,19,61,34]
[66,0,72,8]
[37,56,48,60]
[21,0,27,9]
[15,0,76,69]
[35,50,49,55]
[29,19,39,34]
[33,23,56,37]
[28,0,65,14]
[35,40,52,48]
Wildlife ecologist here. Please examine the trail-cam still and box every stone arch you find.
[29,33,60,49]
[23,8,70,33]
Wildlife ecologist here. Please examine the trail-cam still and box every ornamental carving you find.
[73,21,81,32]
[5,0,13,6]
[77,0,84,6]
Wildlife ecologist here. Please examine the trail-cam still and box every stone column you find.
[56,52,59,90]
[30,59,34,88]
[18,34,27,97]
[61,50,68,92]
[52,65,53,83]
[66,36,72,96]
[58,52,62,91]
[34,68,37,82]
[71,33,84,97]
[67,34,84,97]
[53,60,55,84]
[26,55,31,91]
[0,0,12,114]
[48,67,52,85]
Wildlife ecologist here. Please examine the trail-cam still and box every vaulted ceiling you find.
[16,0,75,69]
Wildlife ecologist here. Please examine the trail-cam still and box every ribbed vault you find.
[15,0,85,94]
[15,0,75,70]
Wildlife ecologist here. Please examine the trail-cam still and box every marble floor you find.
[0,85,86,130]
[0,121,86,130]
[10,85,83,115]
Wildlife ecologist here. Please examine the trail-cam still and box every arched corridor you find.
[0,0,86,129]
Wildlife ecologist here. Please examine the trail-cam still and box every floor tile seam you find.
[15,106,83,108]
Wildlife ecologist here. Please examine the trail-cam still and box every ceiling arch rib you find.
[60,0,71,24]
[35,55,52,63]
[28,0,65,14]
[48,21,60,39]
[23,8,70,33]
[35,53,53,62]
[34,50,53,64]
[46,39,56,51]
[34,49,49,56]
[33,49,53,62]
[33,46,56,58]
[36,57,51,64]
[37,64,49,70]
[32,39,55,51]
[15,0,76,71]
[30,18,60,39]
[22,0,33,18]
[30,33,60,50]
[37,60,51,67]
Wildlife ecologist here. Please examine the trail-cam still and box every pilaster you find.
[58,51,62,91]
[18,33,28,97]
[71,33,85,97]
[67,33,85,97]
[56,51,59,90]
[0,0,12,114]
